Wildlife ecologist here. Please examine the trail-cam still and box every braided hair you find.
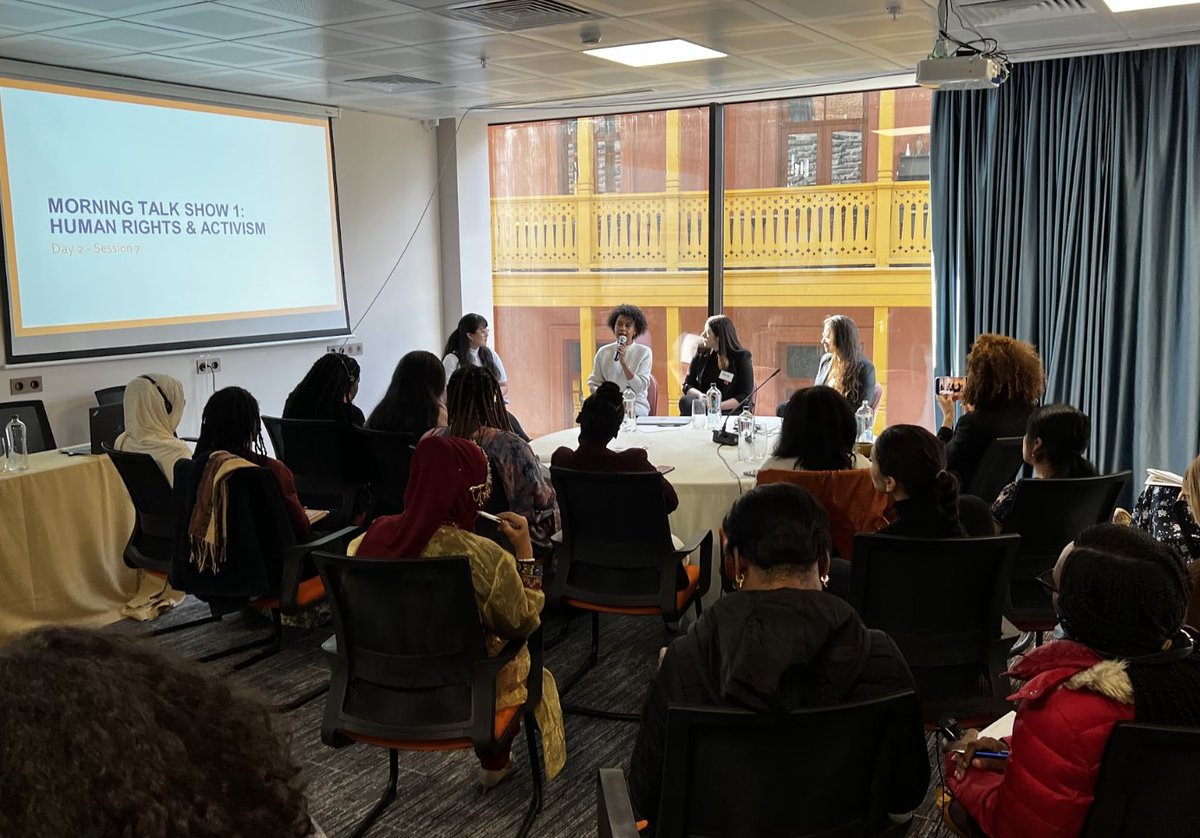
[443,313,501,380]
[1025,404,1096,478]
[873,424,961,525]
[577,382,623,443]
[196,386,267,458]
[283,354,360,422]
[446,365,512,439]
[1062,524,1200,726]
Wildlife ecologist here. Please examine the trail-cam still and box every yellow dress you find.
[348,527,567,779]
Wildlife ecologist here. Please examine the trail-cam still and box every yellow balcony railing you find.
[491,181,931,272]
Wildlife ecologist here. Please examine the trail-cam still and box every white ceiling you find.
[1,0,1198,120]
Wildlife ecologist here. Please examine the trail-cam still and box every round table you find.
[529,417,782,602]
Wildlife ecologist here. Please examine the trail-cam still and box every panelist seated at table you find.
[113,373,190,487]
[679,315,754,416]
[552,383,678,514]
[762,386,870,472]
[587,303,652,418]
[191,386,311,542]
[776,314,876,417]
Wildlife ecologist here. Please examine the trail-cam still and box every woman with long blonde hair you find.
[776,314,876,418]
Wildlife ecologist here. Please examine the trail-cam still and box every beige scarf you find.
[188,451,257,574]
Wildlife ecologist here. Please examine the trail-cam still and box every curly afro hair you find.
[0,626,314,838]
[961,333,1045,410]
[606,304,648,338]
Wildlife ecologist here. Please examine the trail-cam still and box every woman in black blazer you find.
[937,334,1045,491]
[680,315,754,414]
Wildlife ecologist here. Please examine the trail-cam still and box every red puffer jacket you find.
[948,640,1135,838]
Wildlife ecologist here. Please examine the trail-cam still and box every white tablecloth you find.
[529,417,782,601]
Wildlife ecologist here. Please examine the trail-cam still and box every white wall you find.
[437,116,494,339]
[0,108,442,446]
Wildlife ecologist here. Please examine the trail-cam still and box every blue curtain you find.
[932,46,1200,488]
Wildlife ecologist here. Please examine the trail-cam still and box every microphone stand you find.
[712,368,781,445]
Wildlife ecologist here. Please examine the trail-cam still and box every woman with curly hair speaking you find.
[938,334,1045,490]
[587,303,653,417]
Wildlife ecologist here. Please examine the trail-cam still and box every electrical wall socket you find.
[327,343,363,356]
[8,376,43,396]
[195,357,221,374]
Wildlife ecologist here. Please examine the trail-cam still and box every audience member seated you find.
[629,483,930,827]
[552,382,678,514]
[990,403,1097,527]
[442,313,528,440]
[113,373,190,487]
[679,314,754,415]
[937,334,1044,490]
[355,436,566,786]
[1131,454,1200,563]
[587,303,653,417]
[431,366,559,558]
[283,353,364,426]
[0,626,321,837]
[944,524,1200,838]
[871,424,995,537]
[776,314,876,416]
[193,386,310,542]
[367,350,447,436]
[762,385,869,471]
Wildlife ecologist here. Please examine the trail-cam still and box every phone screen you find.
[936,376,966,397]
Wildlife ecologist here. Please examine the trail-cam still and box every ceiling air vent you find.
[442,0,601,32]
[956,0,1093,26]
[345,74,441,93]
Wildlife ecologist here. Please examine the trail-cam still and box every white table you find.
[529,417,781,601]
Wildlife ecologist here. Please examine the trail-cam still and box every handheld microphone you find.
[614,334,627,362]
[712,368,782,445]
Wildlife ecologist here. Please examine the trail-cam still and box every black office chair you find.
[314,552,545,838]
[170,458,357,709]
[849,533,1020,727]
[548,466,712,721]
[262,416,367,528]
[94,385,126,406]
[1082,723,1200,837]
[352,427,417,520]
[103,445,219,636]
[1002,472,1131,642]
[964,436,1025,502]
[599,692,921,838]
[0,399,55,452]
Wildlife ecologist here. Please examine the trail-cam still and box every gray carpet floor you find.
[115,598,955,838]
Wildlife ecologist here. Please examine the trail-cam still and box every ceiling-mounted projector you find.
[916,54,1007,89]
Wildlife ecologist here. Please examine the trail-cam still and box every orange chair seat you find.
[251,576,326,610]
[341,705,521,752]
[565,564,701,616]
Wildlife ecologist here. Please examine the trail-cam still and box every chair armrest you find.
[301,524,364,553]
[672,529,711,558]
[524,625,544,708]
[674,529,713,599]
[597,768,641,838]
[280,525,364,611]
[179,435,199,443]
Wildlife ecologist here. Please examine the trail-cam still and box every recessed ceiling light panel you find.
[1102,0,1200,11]
[583,39,727,68]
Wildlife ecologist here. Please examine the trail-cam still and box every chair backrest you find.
[352,427,417,519]
[94,385,126,406]
[849,534,1019,716]
[647,373,659,416]
[965,436,1024,501]
[869,382,883,411]
[170,457,299,607]
[549,466,680,611]
[261,416,366,522]
[1082,723,1200,837]
[314,552,500,746]
[104,445,178,571]
[656,692,919,838]
[0,399,56,452]
[1002,472,1132,617]
[756,468,890,558]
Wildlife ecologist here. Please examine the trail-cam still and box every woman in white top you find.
[113,373,191,486]
[442,313,508,398]
[587,304,653,417]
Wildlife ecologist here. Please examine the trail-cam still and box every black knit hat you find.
[1059,523,1189,658]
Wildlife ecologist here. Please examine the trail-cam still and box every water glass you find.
[691,398,706,429]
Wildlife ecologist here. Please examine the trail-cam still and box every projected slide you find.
[0,77,348,362]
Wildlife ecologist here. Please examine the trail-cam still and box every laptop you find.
[59,403,125,455]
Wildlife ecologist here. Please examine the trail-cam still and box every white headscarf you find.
[114,374,191,486]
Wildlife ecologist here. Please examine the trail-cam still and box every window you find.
[488,87,933,437]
